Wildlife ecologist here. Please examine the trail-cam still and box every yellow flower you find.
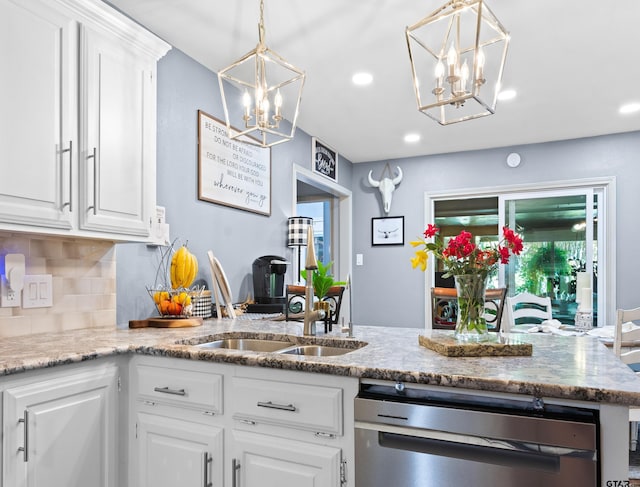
[411,250,428,271]
[409,240,424,248]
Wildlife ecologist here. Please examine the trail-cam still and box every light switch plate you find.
[22,274,53,309]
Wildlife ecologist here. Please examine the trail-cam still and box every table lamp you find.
[287,216,313,283]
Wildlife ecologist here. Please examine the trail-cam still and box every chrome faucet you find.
[303,225,325,335]
[340,274,354,338]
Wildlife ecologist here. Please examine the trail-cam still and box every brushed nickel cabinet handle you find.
[153,386,186,396]
[232,458,241,487]
[61,140,73,211]
[257,400,297,412]
[87,147,97,215]
[203,452,213,487]
[17,410,28,462]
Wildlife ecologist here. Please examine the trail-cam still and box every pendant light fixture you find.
[218,0,305,148]
[406,0,509,125]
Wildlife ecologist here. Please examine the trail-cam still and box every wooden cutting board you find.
[129,317,203,328]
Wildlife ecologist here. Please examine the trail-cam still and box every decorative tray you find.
[418,331,533,357]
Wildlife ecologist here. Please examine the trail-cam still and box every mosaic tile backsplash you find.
[0,232,115,337]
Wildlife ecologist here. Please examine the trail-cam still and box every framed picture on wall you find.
[312,137,338,182]
[372,216,404,246]
[197,110,272,216]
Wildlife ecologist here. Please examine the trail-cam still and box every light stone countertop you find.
[1,318,640,406]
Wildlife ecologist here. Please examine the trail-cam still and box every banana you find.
[170,245,198,289]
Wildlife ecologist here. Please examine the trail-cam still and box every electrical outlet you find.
[22,275,53,309]
[0,276,21,307]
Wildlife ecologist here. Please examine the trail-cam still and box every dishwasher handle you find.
[379,431,565,473]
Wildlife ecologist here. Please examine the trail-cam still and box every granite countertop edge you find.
[1,320,639,407]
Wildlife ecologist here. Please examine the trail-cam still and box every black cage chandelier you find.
[218,0,305,148]
[406,0,509,125]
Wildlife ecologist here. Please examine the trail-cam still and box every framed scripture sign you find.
[312,137,338,182]
[197,110,271,216]
[372,216,404,246]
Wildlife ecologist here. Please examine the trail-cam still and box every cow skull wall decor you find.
[367,166,403,214]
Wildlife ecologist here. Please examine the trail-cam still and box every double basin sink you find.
[191,335,366,357]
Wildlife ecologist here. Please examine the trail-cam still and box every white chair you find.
[505,292,552,331]
[614,307,640,451]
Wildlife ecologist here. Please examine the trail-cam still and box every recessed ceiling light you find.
[404,133,420,143]
[497,89,517,101]
[352,72,373,86]
[619,102,640,115]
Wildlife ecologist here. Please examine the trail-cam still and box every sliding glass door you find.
[429,181,609,327]
[499,189,600,325]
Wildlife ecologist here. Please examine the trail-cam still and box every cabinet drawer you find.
[136,363,223,414]
[232,376,342,435]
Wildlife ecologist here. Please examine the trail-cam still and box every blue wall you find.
[352,132,640,328]
[116,48,353,325]
[117,47,640,330]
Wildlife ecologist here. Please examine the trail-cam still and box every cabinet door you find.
[79,23,154,237]
[137,412,223,487]
[231,430,341,487]
[0,0,76,230]
[3,366,118,487]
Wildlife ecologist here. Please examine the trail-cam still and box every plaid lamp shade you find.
[287,217,313,247]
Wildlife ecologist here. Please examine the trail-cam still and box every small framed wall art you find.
[372,216,404,246]
[312,137,338,182]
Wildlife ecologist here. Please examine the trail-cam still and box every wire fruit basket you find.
[147,286,205,318]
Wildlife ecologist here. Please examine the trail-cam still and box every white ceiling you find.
[107,0,640,163]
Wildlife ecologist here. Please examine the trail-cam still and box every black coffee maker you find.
[247,255,288,313]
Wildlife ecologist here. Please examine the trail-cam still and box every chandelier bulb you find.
[274,89,283,118]
[243,91,252,120]
[461,60,469,91]
[435,61,445,83]
[475,48,485,83]
[447,45,457,71]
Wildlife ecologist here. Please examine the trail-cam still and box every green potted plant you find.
[300,261,346,311]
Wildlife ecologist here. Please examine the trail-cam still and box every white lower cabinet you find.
[130,356,228,487]
[130,356,357,487]
[229,370,350,486]
[231,430,342,487]
[136,413,223,487]
[2,361,119,487]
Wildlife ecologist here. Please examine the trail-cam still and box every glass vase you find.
[454,274,489,342]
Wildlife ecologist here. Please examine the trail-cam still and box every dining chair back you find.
[431,287,507,332]
[614,307,640,451]
[505,292,552,330]
[285,285,346,332]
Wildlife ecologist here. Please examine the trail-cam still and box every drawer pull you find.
[154,386,186,396]
[257,401,297,412]
[315,431,336,439]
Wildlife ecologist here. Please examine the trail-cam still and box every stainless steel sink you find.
[196,338,295,352]
[277,345,357,357]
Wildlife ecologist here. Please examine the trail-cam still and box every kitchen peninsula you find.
[0,319,637,486]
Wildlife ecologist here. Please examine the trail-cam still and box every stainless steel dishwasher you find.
[355,383,599,487]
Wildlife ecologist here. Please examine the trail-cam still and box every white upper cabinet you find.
[0,0,77,230]
[0,0,170,241]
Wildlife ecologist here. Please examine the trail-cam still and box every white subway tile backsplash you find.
[0,232,116,337]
